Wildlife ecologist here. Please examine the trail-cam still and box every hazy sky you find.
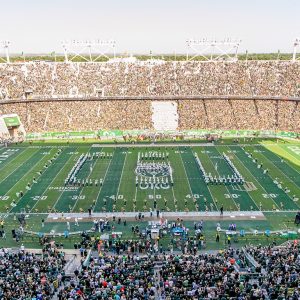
[0,0,299,54]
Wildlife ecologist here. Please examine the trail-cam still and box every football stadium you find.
[1,2,300,299]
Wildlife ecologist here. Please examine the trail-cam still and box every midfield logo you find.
[135,152,174,190]
[135,162,171,177]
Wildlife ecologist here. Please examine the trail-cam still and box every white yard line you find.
[215,146,258,210]
[133,184,138,203]
[204,148,239,211]
[251,149,299,205]
[161,156,178,211]
[178,151,194,204]
[258,148,300,189]
[194,147,227,210]
[116,150,128,199]
[281,159,300,176]
[71,147,103,211]
[0,148,38,185]
[93,149,115,211]
[229,147,280,210]
[178,148,217,211]
[0,147,11,157]
[170,182,178,210]
[30,148,79,212]
[266,144,300,165]
[0,148,23,168]
[6,149,56,211]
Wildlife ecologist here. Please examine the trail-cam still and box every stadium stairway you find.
[151,101,178,131]
[154,261,165,300]
[63,251,82,276]
[242,247,260,269]
[52,250,82,300]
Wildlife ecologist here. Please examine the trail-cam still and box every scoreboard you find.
[0,114,25,140]
[3,116,20,128]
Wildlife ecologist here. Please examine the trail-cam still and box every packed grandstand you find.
[1,241,300,299]
[1,57,300,300]
[0,61,300,135]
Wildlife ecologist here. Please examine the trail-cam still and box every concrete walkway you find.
[47,210,265,222]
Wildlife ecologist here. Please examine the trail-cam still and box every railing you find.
[82,249,92,268]
[242,247,261,268]
[1,94,300,104]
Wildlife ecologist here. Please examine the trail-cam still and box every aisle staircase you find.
[153,260,165,300]
[64,253,82,276]
[52,250,81,300]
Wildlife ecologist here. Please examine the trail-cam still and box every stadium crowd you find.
[0,61,300,99]
[58,243,300,300]
[0,240,299,299]
[0,100,153,133]
[245,243,300,295]
[1,98,300,134]
[0,245,66,299]
[177,99,300,132]
[0,61,300,134]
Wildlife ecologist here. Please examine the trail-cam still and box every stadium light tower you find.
[61,39,116,62]
[0,40,11,63]
[292,38,300,61]
[186,38,241,61]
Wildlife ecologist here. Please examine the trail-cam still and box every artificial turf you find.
[0,140,299,215]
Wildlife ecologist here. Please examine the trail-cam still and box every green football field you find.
[0,140,300,215]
